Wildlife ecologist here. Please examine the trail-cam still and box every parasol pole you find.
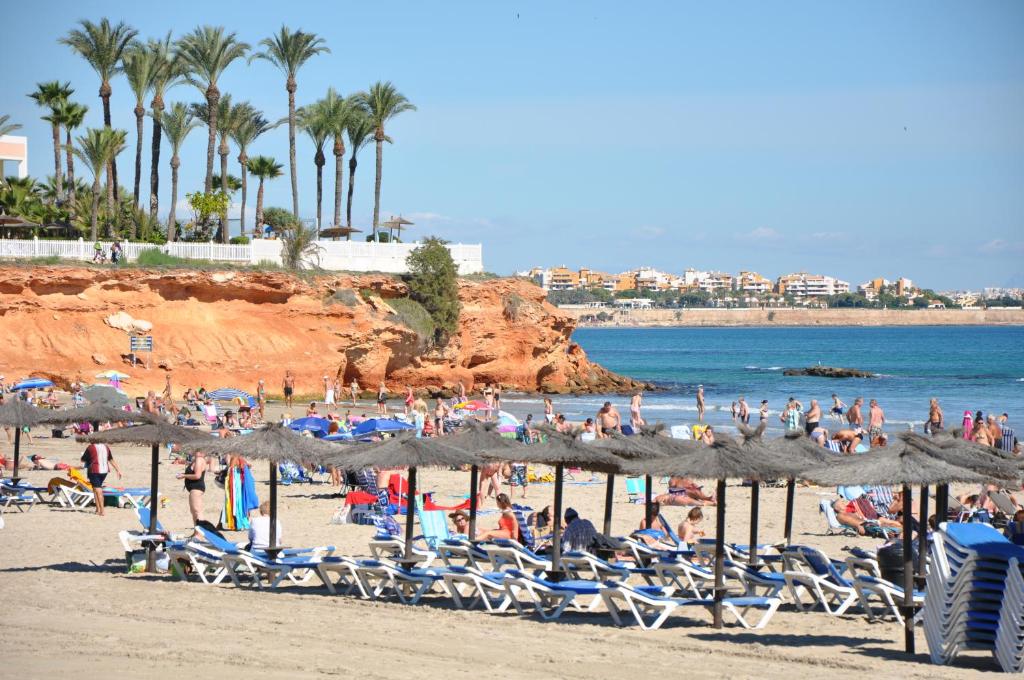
[11,426,22,485]
[902,483,915,655]
[468,464,479,540]
[783,478,796,545]
[146,442,160,572]
[550,463,564,578]
[917,484,929,587]
[603,472,615,536]
[748,481,760,567]
[403,466,418,567]
[713,478,727,628]
[269,461,279,551]
[644,474,653,529]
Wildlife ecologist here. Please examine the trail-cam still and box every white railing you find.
[0,236,485,274]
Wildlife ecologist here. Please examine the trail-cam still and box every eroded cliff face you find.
[0,266,644,397]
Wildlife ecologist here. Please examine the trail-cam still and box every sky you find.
[3,0,1023,288]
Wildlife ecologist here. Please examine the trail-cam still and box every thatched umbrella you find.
[483,426,630,576]
[318,226,362,240]
[803,445,986,655]
[326,433,481,566]
[179,424,341,556]
[441,420,525,539]
[79,422,211,571]
[381,215,414,240]
[39,404,159,428]
[638,433,803,628]
[82,384,130,408]
[590,427,667,536]
[0,400,47,484]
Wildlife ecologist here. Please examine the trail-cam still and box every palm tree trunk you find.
[333,141,344,228]
[287,79,299,219]
[220,140,229,243]
[315,160,324,229]
[101,82,119,201]
[238,154,248,236]
[149,99,163,222]
[346,155,357,232]
[132,103,145,213]
[373,138,383,242]
[204,85,218,193]
[90,178,101,241]
[168,157,179,242]
[255,177,265,232]
[50,123,63,198]
[65,130,76,209]
[105,163,115,238]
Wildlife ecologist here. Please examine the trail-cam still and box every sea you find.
[502,326,1024,435]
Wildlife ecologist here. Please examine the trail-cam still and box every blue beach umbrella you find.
[288,417,331,437]
[351,418,415,437]
[206,387,256,408]
[11,378,54,391]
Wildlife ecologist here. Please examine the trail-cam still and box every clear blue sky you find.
[4,1,1023,288]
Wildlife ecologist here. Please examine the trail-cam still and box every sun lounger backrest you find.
[820,499,844,531]
[990,491,1019,516]
[195,525,239,553]
[797,546,851,587]
[136,506,166,534]
[511,504,535,548]
[416,507,451,549]
[854,497,880,520]
[625,476,645,503]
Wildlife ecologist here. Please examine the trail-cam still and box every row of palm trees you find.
[9,19,416,242]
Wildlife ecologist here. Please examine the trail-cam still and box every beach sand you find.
[0,401,1004,678]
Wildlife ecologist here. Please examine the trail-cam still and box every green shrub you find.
[229,235,250,245]
[359,288,373,302]
[387,297,436,342]
[135,249,212,268]
[405,237,461,345]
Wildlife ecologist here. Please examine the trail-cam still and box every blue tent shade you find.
[11,378,55,391]
[351,418,415,436]
[322,432,353,442]
[288,417,331,437]
[206,388,256,408]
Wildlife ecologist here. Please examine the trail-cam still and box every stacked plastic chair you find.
[995,557,1024,673]
[924,522,1024,670]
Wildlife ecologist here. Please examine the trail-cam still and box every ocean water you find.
[502,326,1024,435]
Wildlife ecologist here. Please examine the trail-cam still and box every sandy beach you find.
[0,399,1006,679]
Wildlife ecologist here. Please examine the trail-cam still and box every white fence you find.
[0,237,484,274]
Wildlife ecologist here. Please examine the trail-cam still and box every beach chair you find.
[482,538,551,572]
[314,556,374,598]
[503,569,605,620]
[194,526,333,588]
[561,550,656,584]
[612,534,693,564]
[353,559,451,604]
[441,565,513,612]
[600,581,782,630]
[782,546,860,616]
[990,491,1021,518]
[854,573,925,623]
[652,556,717,598]
[819,498,858,537]
[0,481,39,512]
[367,534,437,568]
[436,538,490,569]
[625,476,646,504]
[723,559,788,599]
[166,541,231,585]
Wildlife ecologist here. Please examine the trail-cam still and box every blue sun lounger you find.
[600,581,781,630]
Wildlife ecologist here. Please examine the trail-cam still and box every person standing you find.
[256,379,266,421]
[696,385,705,422]
[433,397,448,436]
[457,381,467,402]
[283,370,295,408]
[830,394,846,423]
[596,401,622,437]
[544,397,555,424]
[926,398,944,434]
[868,399,886,441]
[163,372,174,413]
[781,397,803,432]
[630,392,645,428]
[177,450,207,525]
[804,399,821,435]
[493,384,502,411]
[759,399,769,423]
[846,397,864,429]
[737,396,750,425]
[404,386,414,416]
[376,381,388,415]
[323,375,336,406]
[81,441,122,516]
[349,378,360,406]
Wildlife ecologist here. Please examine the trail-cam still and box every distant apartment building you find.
[635,267,675,291]
[777,272,850,298]
[858,276,914,300]
[735,271,772,294]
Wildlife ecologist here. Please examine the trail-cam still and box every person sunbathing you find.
[832,498,870,535]
[655,475,716,506]
[678,507,706,544]
[29,454,70,471]
[476,493,520,541]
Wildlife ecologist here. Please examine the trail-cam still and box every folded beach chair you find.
[441,565,513,612]
[782,545,860,616]
[994,557,1024,673]
[600,581,782,630]
[503,569,605,620]
[353,559,451,604]
[854,573,925,623]
[561,550,656,584]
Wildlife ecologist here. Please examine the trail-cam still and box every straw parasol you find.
[802,445,986,655]
[589,427,667,536]
[381,215,413,240]
[441,420,526,539]
[638,432,804,628]
[179,424,342,555]
[327,433,482,566]
[82,384,130,408]
[79,422,211,571]
[39,404,159,427]
[318,226,362,240]
[484,425,633,576]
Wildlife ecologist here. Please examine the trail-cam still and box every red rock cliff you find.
[0,266,644,397]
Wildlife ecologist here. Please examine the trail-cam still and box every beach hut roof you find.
[801,443,988,487]
[326,433,482,470]
[81,384,129,408]
[483,426,633,473]
[638,433,803,480]
[443,419,525,456]
[901,431,1020,482]
[0,400,47,428]
[178,423,341,463]
[39,404,157,427]
[78,421,211,446]
[589,430,667,460]
[318,226,362,238]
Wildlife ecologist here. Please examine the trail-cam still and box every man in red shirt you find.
[81,443,122,516]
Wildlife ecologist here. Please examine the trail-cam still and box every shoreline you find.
[563,307,1024,327]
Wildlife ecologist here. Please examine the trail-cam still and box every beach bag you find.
[331,505,353,525]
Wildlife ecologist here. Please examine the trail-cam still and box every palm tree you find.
[246,156,283,233]
[160,103,200,242]
[297,102,331,229]
[176,26,249,194]
[60,19,138,200]
[0,115,21,137]
[73,127,127,240]
[122,44,157,217]
[353,82,416,241]
[251,27,329,220]
[146,33,183,222]
[230,109,276,234]
[28,81,74,199]
[316,88,354,228]
[192,95,249,241]
[53,101,89,209]
[344,109,374,232]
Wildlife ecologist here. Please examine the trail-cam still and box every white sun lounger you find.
[354,560,451,604]
[503,570,605,621]
[782,546,859,616]
[441,565,513,612]
[601,581,781,630]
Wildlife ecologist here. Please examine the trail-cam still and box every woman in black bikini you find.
[178,450,208,525]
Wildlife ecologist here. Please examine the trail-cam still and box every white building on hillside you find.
[778,272,850,298]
